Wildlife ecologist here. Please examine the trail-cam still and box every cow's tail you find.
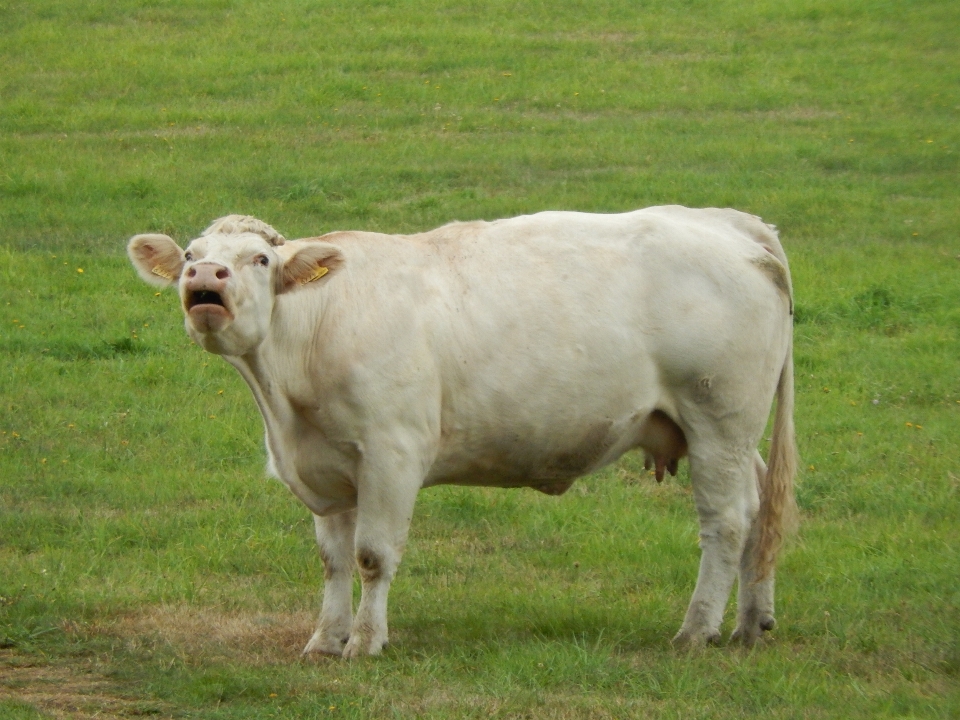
[755,335,799,581]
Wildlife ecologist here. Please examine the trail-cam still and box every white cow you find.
[128,206,797,657]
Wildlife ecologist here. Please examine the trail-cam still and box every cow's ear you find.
[279,243,344,294]
[128,234,185,288]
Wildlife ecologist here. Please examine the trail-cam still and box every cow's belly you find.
[423,403,656,490]
[421,299,673,488]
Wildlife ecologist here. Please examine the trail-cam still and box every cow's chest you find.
[263,406,362,515]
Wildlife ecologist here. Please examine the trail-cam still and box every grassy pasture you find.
[1,0,958,717]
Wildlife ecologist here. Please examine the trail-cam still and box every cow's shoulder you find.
[408,220,491,246]
[285,231,378,249]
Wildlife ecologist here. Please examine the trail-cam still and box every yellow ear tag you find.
[302,265,329,284]
[151,265,174,280]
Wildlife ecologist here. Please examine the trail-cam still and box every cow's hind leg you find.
[303,509,357,656]
[673,441,755,648]
[730,452,776,646]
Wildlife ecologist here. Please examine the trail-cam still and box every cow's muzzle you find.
[183,263,233,331]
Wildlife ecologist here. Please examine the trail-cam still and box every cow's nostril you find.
[187,267,197,278]
[216,268,230,280]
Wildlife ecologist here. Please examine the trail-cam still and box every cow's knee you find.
[357,548,383,581]
[320,548,346,581]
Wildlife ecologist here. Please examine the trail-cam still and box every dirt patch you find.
[1,608,319,717]
[0,650,168,719]
[97,606,317,666]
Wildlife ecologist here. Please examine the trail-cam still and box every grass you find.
[1,0,959,717]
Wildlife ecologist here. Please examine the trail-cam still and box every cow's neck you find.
[223,348,332,514]
[225,298,322,426]
[227,349,292,426]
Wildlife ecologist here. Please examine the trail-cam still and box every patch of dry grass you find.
[107,606,315,666]
[0,650,169,720]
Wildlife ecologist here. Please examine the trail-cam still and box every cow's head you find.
[128,215,342,355]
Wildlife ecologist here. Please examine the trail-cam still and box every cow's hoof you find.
[342,635,387,659]
[729,625,758,647]
[302,631,349,657]
[730,611,775,647]
[672,628,721,650]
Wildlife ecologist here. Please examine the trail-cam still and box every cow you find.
[127,206,797,657]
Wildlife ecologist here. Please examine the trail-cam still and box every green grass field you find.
[1,0,958,717]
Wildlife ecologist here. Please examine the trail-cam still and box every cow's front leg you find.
[303,509,357,656]
[342,467,420,659]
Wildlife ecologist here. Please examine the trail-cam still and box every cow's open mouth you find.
[185,290,232,333]
[187,290,226,311]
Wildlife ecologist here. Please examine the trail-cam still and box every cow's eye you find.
[184,251,194,261]
[255,255,269,267]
